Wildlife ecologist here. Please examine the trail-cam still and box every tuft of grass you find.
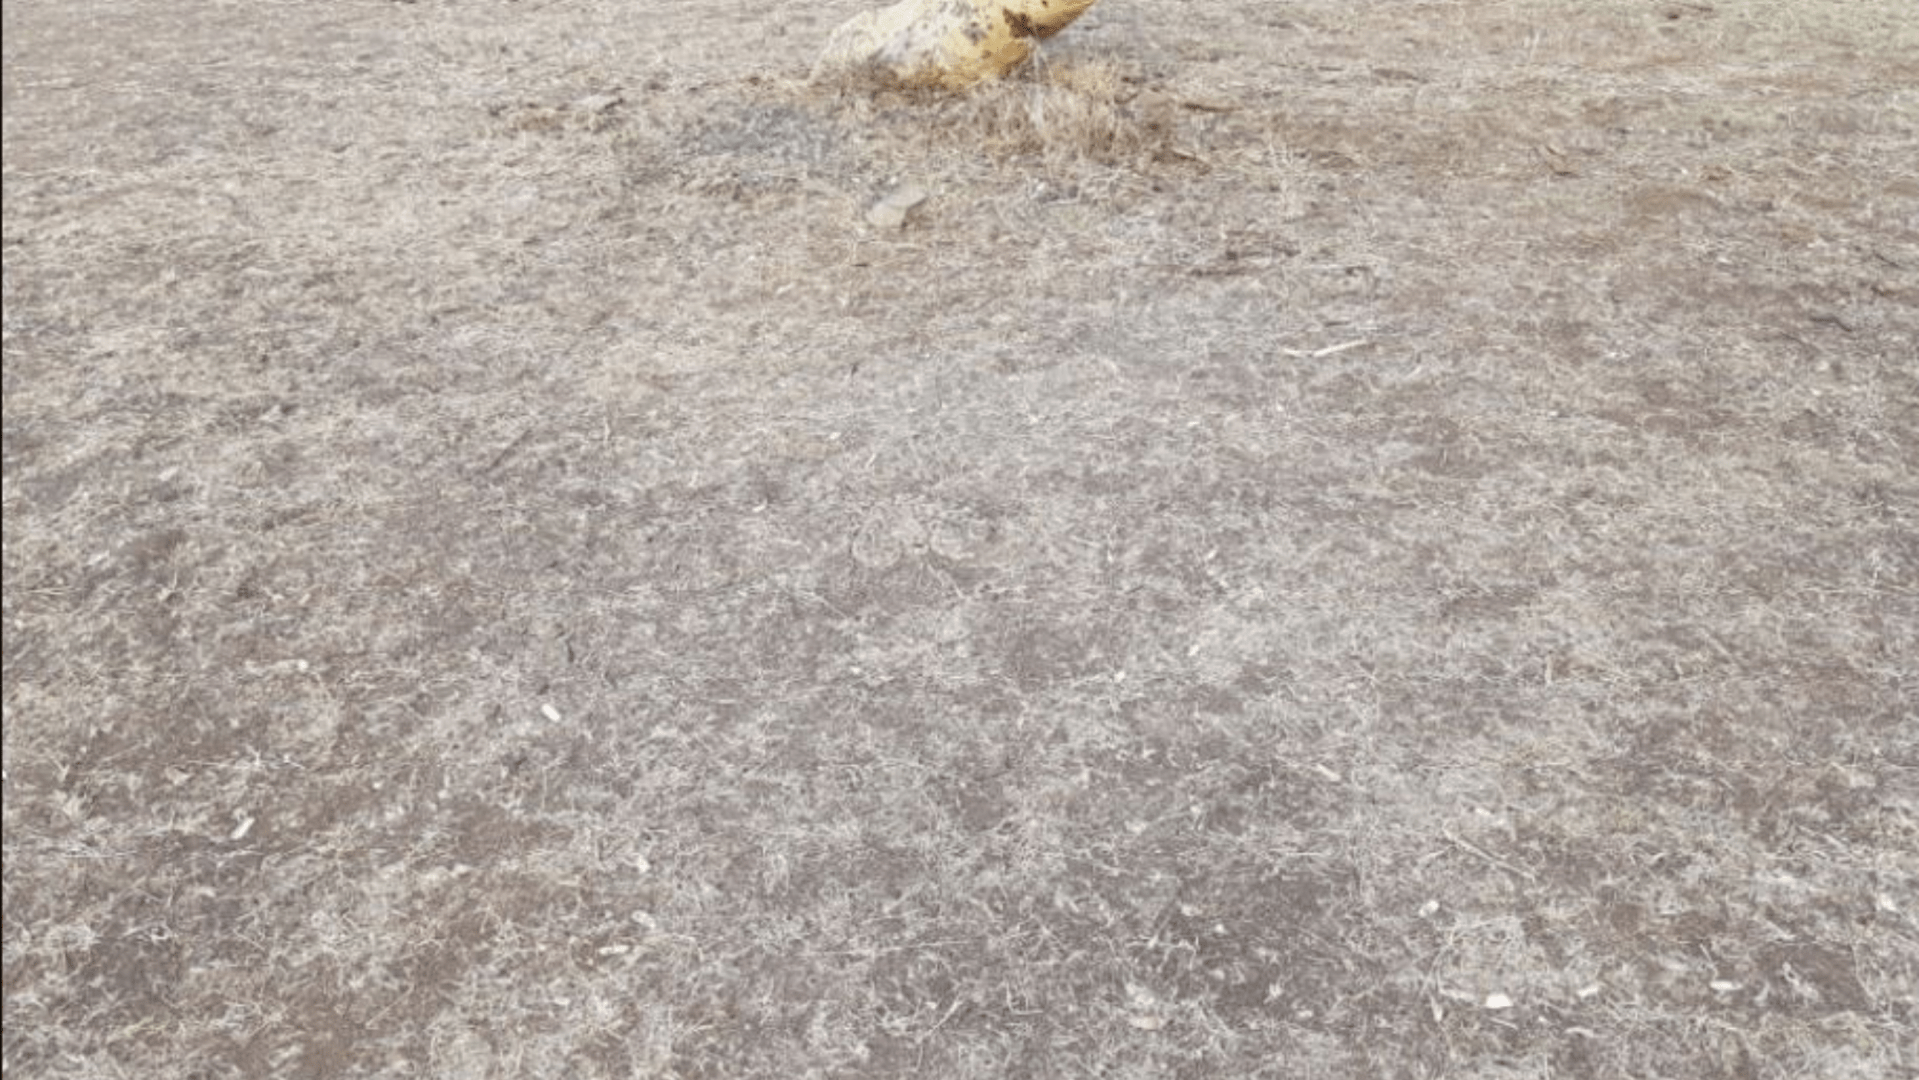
[807,56,1178,169]
[953,58,1176,165]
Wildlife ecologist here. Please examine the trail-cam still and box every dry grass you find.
[4,0,1916,1078]
[815,57,1179,166]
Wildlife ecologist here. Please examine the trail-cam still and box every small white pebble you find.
[541,703,562,723]
[1484,993,1514,1010]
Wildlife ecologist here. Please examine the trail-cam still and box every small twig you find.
[1281,339,1372,359]
[916,997,966,1042]
[482,427,534,474]
[1176,96,1239,113]
[1442,830,1538,882]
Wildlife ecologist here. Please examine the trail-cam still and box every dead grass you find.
[814,56,1179,167]
[4,0,1917,1077]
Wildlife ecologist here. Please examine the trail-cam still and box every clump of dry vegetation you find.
[4,0,1916,1078]
[925,59,1178,164]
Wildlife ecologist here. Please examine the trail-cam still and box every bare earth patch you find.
[3,0,1915,1077]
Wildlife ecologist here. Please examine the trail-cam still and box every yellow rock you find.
[815,0,1101,89]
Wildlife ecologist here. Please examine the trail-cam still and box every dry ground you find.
[4,0,1917,1077]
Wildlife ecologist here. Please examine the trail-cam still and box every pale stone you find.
[865,182,930,229]
[815,0,1101,89]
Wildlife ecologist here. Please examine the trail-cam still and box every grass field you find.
[3,0,1916,1076]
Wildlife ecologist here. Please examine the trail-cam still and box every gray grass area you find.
[3,0,1916,1076]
